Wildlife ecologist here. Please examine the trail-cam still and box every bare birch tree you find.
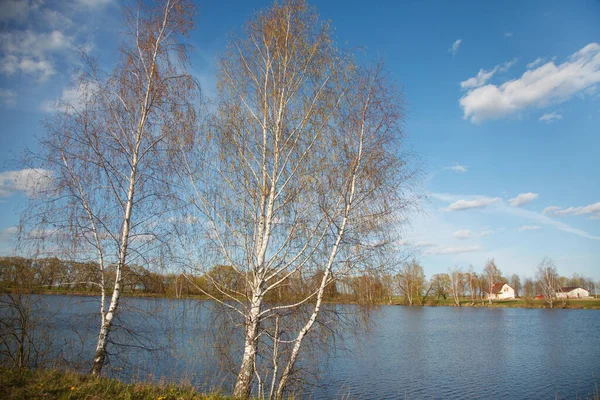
[449,267,463,307]
[176,1,416,397]
[465,266,477,305]
[396,260,426,306]
[536,257,559,309]
[484,259,501,305]
[509,274,521,297]
[20,0,199,375]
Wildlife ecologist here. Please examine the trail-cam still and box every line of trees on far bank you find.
[2,256,597,307]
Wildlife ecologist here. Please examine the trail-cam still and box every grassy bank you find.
[7,287,600,309]
[0,367,229,400]
[392,297,600,309]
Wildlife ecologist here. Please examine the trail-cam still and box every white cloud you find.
[414,241,436,248]
[76,0,114,7]
[41,79,99,112]
[0,169,53,198]
[460,60,516,90]
[527,57,546,69]
[41,9,73,29]
[0,89,17,106]
[0,56,55,81]
[0,0,42,22]
[460,43,600,123]
[453,228,494,240]
[427,246,481,256]
[433,192,600,241]
[0,30,72,58]
[504,32,513,38]
[0,226,18,241]
[449,39,462,56]
[453,229,472,240]
[509,192,539,207]
[0,29,73,82]
[543,202,600,219]
[519,225,541,231]
[445,164,468,173]
[445,197,500,212]
[539,111,562,123]
[480,229,494,237]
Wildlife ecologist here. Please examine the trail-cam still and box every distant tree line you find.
[3,256,596,307]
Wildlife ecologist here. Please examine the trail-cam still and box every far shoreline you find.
[7,288,600,310]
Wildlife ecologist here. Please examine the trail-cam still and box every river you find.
[5,294,599,399]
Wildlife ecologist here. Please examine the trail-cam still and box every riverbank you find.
[6,288,600,309]
[0,367,229,400]
[392,297,600,309]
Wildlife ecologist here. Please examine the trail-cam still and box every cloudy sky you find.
[0,0,599,280]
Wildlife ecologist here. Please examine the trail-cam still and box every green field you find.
[391,296,600,309]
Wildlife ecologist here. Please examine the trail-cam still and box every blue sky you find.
[0,0,599,280]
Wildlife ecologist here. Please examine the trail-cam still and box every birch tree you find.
[20,0,199,375]
[510,274,521,297]
[484,258,501,304]
[536,257,559,308]
[177,1,415,397]
[449,267,463,307]
[396,260,426,306]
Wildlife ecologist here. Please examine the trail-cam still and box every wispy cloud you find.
[460,59,516,90]
[0,30,73,81]
[527,57,546,69]
[0,0,41,23]
[453,229,472,240]
[40,80,99,113]
[543,202,600,219]
[449,39,462,56]
[433,192,600,241]
[509,192,539,207]
[414,241,436,248]
[427,245,482,256]
[519,225,541,231]
[0,169,53,198]
[460,43,600,123]
[0,88,17,106]
[0,226,18,241]
[539,111,562,123]
[445,164,468,173]
[76,0,114,7]
[453,228,494,240]
[504,32,513,38]
[445,197,500,212]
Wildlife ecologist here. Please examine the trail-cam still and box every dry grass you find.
[0,367,230,400]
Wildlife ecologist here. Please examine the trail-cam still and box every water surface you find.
[13,295,600,399]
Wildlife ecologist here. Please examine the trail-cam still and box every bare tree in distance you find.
[430,273,450,300]
[510,274,521,298]
[175,1,419,397]
[465,266,477,305]
[20,0,199,376]
[396,260,427,306]
[484,259,501,305]
[449,267,463,307]
[536,257,559,309]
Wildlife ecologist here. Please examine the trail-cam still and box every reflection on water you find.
[8,295,600,399]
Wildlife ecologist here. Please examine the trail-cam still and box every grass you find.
[391,297,600,309]
[0,367,230,400]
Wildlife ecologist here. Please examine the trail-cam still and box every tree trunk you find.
[233,294,262,398]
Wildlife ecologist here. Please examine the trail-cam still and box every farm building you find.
[487,283,516,300]
[556,287,590,299]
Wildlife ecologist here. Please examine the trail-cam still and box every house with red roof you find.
[486,282,515,300]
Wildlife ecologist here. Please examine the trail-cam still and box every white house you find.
[487,283,515,300]
[556,287,590,299]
